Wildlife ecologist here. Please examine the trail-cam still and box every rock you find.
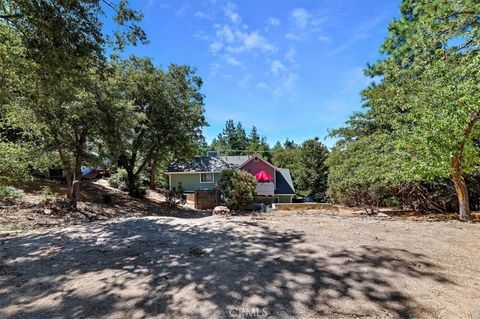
[376,212,392,219]
[212,206,230,215]
[189,246,207,256]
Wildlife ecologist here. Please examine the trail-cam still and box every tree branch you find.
[0,14,23,19]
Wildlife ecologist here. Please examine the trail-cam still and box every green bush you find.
[217,169,257,210]
[166,182,185,205]
[108,169,129,191]
[40,186,55,200]
[0,186,25,199]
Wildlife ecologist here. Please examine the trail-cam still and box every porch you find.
[255,182,275,196]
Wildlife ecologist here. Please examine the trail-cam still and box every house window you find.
[200,172,214,183]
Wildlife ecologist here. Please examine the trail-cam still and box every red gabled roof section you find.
[238,153,279,172]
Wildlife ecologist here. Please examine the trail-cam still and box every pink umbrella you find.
[255,170,273,182]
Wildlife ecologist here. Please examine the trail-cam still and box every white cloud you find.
[285,32,302,41]
[209,63,221,77]
[194,11,213,20]
[176,4,190,17]
[285,7,331,43]
[291,8,311,28]
[266,17,280,28]
[270,60,285,75]
[215,25,235,43]
[193,31,210,41]
[257,82,269,89]
[274,72,298,97]
[211,27,276,54]
[224,4,241,23]
[330,10,391,55]
[199,6,276,57]
[242,31,276,52]
[238,74,252,88]
[225,56,243,67]
[285,48,296,63]
[318,35,331,43]
[284,72,298,89]
[209,41,223,54]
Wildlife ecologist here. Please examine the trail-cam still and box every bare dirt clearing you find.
[0,180,208,231]
[1,210,479,318]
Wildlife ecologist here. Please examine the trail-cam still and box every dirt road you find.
[1,212,479,318]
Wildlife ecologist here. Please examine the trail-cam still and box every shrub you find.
[40,186,55,200]
[0,186,25,199]
[108,169,129,191]
[166,182,185,205]
[217,169,257,210]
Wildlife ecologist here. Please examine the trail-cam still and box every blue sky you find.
[116,0,400,146]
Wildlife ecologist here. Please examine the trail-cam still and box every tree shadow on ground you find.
[80,181,210,219]
[0,218,454,318]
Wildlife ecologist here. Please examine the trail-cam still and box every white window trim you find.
[200,172,214,183]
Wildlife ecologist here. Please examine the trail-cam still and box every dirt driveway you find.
[1,212,479,318]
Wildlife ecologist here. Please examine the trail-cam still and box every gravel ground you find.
[1,211,480,319]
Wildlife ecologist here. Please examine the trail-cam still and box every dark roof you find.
[168,155,296,195]
[167,155,250,172]
[275,168,295,195]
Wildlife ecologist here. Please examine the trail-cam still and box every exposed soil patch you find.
[1,182,480,318]
[1,213,479,318]
[0,180,209,231]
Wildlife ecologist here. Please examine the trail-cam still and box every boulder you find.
[189,246,206,256]
[376,212,392,219]
[212,206,230,215]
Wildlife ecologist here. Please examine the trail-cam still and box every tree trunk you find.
[70,156,82,206]
[149,156,158,190]
[451,152,470,221]
[452,173,470,222]
[52,135,71,193]
[64,169,72,195]
[70,180,80,207]
[118,153,140,197]
[126,167,138,196]
[449,111,480,221]
[69,128,88,207]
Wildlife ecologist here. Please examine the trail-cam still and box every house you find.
[166,152,295,203]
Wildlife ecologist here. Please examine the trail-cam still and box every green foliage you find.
[217,169,257,210]
[0,186,24,199]
[271,138,329,198]
[0,142,31,185]
[0,137,53,186]
[0,0,146,202]
[327,134,394,207]
[39,186,55,200]
[211,121,271,158]
[272,138,328,199]
[327,0,480,219]
[272,139,302,190]
[108,169,129,191]
[298,138,329,200]
[103,57,207,195]
[166,183,185,205]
